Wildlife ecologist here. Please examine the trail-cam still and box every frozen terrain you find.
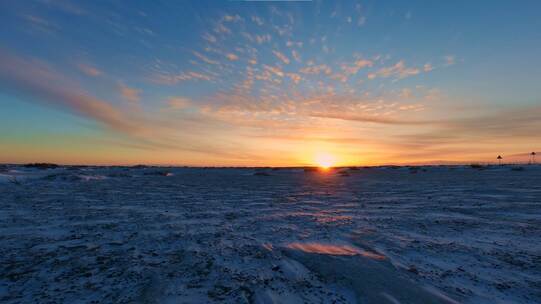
[0,165,540,303]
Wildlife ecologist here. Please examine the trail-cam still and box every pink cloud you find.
[151,71,211,85]
[272,50,290,64]
[369,60,420,80]
[193,51,219,65]
[119,83,140,103]
[226,53,239,61]
[167,97,192,110]
[0,50,141,134]
[300,64,332,75]
[77,63,102,77]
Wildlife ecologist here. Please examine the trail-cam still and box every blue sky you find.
[0,0,540,165]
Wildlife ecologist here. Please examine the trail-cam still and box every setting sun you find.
[314,152,336,169]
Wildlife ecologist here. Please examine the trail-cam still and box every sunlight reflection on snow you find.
[286,242,386,260]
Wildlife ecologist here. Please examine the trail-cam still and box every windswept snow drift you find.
[0,165,540,303]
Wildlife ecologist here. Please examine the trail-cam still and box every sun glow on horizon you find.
[314,152,337,169]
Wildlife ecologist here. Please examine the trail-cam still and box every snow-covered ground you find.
[0,165,540,303]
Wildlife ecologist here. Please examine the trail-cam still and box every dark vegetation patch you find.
[24,163,59,169]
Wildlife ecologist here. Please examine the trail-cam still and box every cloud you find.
[287,73,302,84]
[119,83,140,103]
[423,88,442,101]
[354,3,366,26]
[226,53,239,61]
[43,0,86,15]
[308,112,430,125]
[262,65,284,78]
[21,14,58,34]
[292,50,301,62]
[214,23,231,34]
[438,106,541,139]
[0,49,142,134]
[300,64,332,75]
[202,32,217,43]
[444,55,456,66]
[341,59,373,76]
[77,63,102,77]
[272,50,290,64]
[286,41,303,48]
[193,51,219,65]
[423,63,434,72]
[255,34,271,44]
[398,88,413,99]
[368,60,420,80]
[331,73,348,83]
[167,97,192,110]
[22,14,51,27]
[0,49,259,160]
[251,15,264,26]
[200,86,432,129]
[151,71,211,85]
[386,105,541,159]
[222,14,242,22]
[273,24,292,37]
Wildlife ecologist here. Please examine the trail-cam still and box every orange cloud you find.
[0,50,142,134]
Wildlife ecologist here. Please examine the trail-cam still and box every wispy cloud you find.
[222,14,242,23]
[444,55,456,66]
[251,15,264,26]
[0,49,258,159]
[272,50,290,64]
[202,32,217,43]
[151,71,211,85]
[287,73,302,84]
[193,51,219,65]
[355,3,366,26]
[341,58,373,76]
[77,63,102,77]
[0,50,141,134]
[119,83,140,103]
[167,97,193,110]
[368,60,420,80]
[423,63,434,72]
[255,34,271,44]
[214,23,231,34]
[300,64,332,75]
[21,14,58,34]
[291,50,301,62]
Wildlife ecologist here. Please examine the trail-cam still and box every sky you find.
[0,0,540,166]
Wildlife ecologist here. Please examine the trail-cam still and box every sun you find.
[314,152,336,169]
